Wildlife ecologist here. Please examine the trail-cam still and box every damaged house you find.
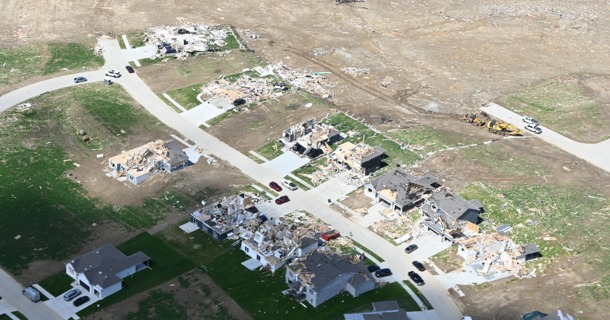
[190,194,261,240]
[285,250,376,308]
[329,142,385,176]
[108,139,189,185]
[457,233,541,278]
[240,218,319,273]
[419,189,484,243]
[287,119,343,159]
[364,168,441,212]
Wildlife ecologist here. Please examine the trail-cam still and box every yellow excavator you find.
[462,112,489,127]
[486,119,523,136]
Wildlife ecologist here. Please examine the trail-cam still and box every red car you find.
[269,181,282,192]
[275,195,290,205]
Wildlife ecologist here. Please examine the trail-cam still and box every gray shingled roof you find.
[163,139,188,167]
[430,190,481,220]
[369,169,438,207]
[300,251,372,291]
[70,244,150,289]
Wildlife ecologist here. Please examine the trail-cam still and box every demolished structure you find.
[285,249,376,307]
[364,168,441,212]
[108,139,189,185]
[240,212,320,273]
[190,194,263,240]
[145,24,239,59]
[329,142,385,176]
[456,232,541,278]
[419,188,484,243]
[285,118,343,159]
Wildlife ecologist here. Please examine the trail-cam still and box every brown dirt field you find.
[138,51,263,94]
[204,92,335,153]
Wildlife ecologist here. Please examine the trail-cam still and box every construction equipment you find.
[486,119,523,136]
[462,112,489,127]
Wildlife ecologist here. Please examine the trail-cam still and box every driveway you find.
[482,102,610,173]
[262,151,311,177]
[0,267,63,320]
[44,286,99,320]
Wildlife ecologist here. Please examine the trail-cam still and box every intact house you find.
[108,139,189,185]
[419,188,484,243]
[65,244,150,299]
[285,250,376,308]
[364,168,441,212]
[190,194,261,241]
[240,218,319,273]
[329,142,385,176]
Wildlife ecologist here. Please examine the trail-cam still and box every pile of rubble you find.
[145,24,236,59]
[456,232,541,277]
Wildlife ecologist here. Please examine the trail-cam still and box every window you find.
[256,255,261,261]
[244,247,249,253]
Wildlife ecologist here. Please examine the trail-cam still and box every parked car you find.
[269,181,282,192]
[275,195,290,205]
[63,288,82,301]
[125,65,135,73]
[525,123,542,134]
[233,98,246,106]
[522,116,539,126]
[375,268,393,278]
[73,77,87,83]
[408,271,425,286]
[105,69,121,78]
[22,287,41,302]
[412,261,426,272]
[281,179,298,191]
[321,229,341,241]
[367,265,381,273]
[404,244,418,254]
[73,296,90,307]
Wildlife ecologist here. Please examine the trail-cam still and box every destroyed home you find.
[240,216,319,273]
[284,249,376,308]
[329,142,385,176]
[108,139,189,185]
[285,118,343,159]
[145,24,238,58]
[419,188,484,242]
[200,71,287,106]
[65,244,150,300]
[190,194,262,240]
[364,168,441,212]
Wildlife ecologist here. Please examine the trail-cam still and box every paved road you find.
[0,38,463,320]
[482,102,610,173]
[0,267,64,320]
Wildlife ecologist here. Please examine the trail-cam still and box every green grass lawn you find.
[351,239,385,263]
[126,32,147,48]
[166,83,204,110]
[37,273,74,296]
[205,248,419,320]
[78,232,196,317]
[42,43,103,75]
[322,113,421,168]
[463,144,551,178]
[389,126,484,154]
[497,75,609,143]
[125,290,189,320]
[0,46,43,85]
[254,140,283,160]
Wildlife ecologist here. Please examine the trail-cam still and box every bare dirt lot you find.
[3,0,610,319]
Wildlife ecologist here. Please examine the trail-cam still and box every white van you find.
[22,287,41,302]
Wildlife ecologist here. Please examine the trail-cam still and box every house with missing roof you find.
[285,250,376,307]
[419,188,484,242]
[364,168,441,212]
[65,244,150,299]
[240,218,319,273]
[329,142,386,176]
[108,139,189,185]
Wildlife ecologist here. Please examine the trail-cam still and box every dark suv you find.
[404,244,418,254]
[374,268,392,278]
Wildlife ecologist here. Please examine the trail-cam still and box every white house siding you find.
[241,242,285,272]
[96,282,121,299]
[116,265,137,278]
[296,242,318,257]
[309,275,351,307]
